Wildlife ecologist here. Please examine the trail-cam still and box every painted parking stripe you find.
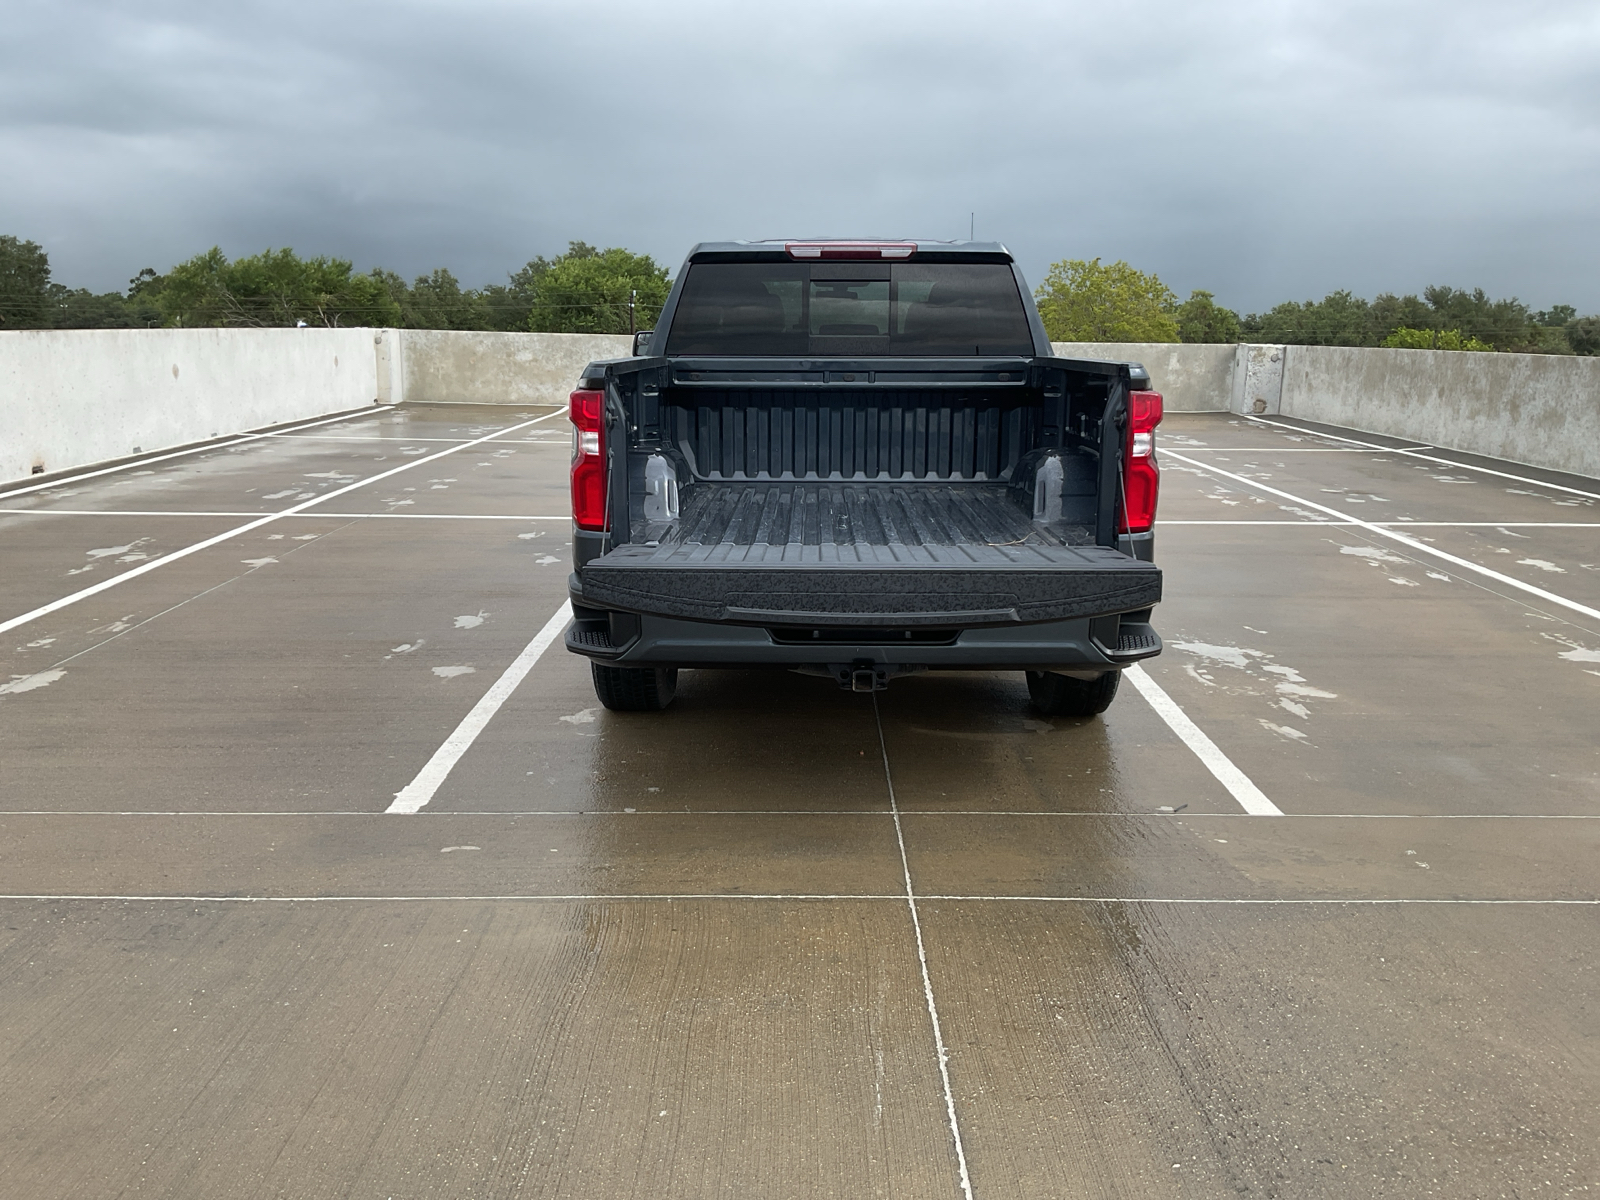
[0,894,1589,905]
[0,406,395,500]
[1159,520,1600,528]
[1241,415,1600,501]
[387,602,572,814]
[1166,446,1433,453]
[1125,665,1284,816]
[1162,449,1600,622]
[871,696,975,1200]
[0,810,1594,819]
[0,510,571,520]
[267,434,481,443]
[0,414,558,637]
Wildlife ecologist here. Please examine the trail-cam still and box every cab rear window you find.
[665,262,1034,356]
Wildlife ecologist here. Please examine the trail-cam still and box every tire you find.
[1026,669,1120,718]
[591,663,679,712]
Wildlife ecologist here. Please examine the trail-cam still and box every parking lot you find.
[1,403,1595,1199]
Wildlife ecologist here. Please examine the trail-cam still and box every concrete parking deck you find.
[1,405,1595,1199]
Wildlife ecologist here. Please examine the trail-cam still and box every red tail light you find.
[569,388,608,531]
[1119,389,1163,534]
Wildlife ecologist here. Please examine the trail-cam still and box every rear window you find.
[664,262,1034,356]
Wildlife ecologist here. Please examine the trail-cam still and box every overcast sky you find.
[4,0,1597,312]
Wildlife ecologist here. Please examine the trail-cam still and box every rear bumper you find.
[566,576,1161,672]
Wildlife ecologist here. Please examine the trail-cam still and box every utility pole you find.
[970,213,974,241]
[629,289,637,335]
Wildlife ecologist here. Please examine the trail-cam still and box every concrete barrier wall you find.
[391,330,630,407]
[1,327,378,484]
[1281,345,1600,480]
[1051,342,1235,411]
[8,327,1595,486]
[1053,338,1598,479]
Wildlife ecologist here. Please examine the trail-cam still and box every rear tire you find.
[1026,669,1120,718]
[591,663,678,712]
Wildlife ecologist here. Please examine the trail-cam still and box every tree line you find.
[1034,258,1599,355]
[3,233,1596,354]
[0,237,670,335]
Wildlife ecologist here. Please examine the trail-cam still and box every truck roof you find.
[686,239,1014,261]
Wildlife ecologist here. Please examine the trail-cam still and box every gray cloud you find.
[4,0,1597,312]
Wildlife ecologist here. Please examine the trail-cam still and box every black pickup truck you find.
[562,239,1164,716]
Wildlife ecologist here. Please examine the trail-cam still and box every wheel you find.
[1026,669,1120,718]
[591,663,678,712]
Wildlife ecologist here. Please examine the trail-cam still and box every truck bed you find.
[668,481,1095,562]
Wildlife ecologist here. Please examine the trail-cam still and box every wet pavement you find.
[0,405,1595,1199]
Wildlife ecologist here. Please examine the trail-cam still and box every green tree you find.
[1534,304,1576,327]
[1420,285,1529,351]
[1380,327,1494,351]
[1522,324,1573,355]
[1566,316,1600,356]
[474,248,575,331]
[475,281,533,331]
[525,243,671,334]
[1239,285,1569,351]
[1243,290,1377,346]
[47,285,143,328]
[157,247,400,327]
[1175,289,1240,343]
[1034,258,1179,342]
[0,235,52,329]
[1369,291,1433,338]
[368,268,411,320]
[114,267,167,327]
[391,268,492,330]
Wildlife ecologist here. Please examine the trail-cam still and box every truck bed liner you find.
[671,482,1094,562]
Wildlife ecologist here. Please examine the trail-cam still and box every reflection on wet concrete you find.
[0,898,962,1199]
[876,671,1238,815]
[925,899,1600,1199]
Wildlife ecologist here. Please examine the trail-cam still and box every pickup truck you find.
[562,239,1164,717]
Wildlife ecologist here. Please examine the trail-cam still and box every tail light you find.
[1119,389,1163,534]
[785,241,916,260]
[569,388,608,531]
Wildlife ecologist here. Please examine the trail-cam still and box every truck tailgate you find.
[578,482,1160,626]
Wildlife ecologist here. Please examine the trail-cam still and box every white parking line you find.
[1241,415,1600,501]
[1163,520,1600,528]
[0,810,1593,818]
[1162,519,1362,526]
[0,510,571,520]
[387,602,573,814]
[872,696,975,1200]
[267,434,476,443]
[265,435,569,445]
[1162,449,1600,623]
[921,896,1600,905]
[0,414,559,636]
[308,512,571,521]
[1125,665,1283,816]
[1165,446,1432,453]
[0,893,1589,905]
[0,406,395,500]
